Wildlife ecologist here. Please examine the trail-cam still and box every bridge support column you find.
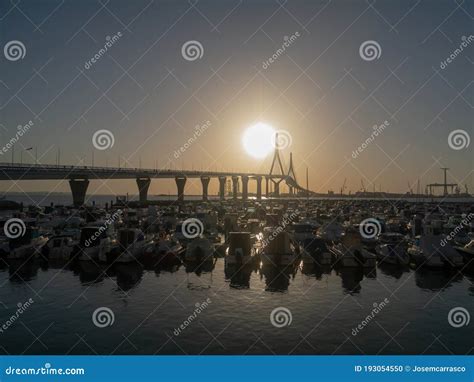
[175,176,186,203]
[232,176,239,200]
[69,179,89,207]
[218,176,226,201]
[272,180,280,197]
[136,177,151,203]
[265,177,269,198]
[256,176,262,200]
[201,176,210,201]
[241,176,249,200]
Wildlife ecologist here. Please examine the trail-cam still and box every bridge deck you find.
[0,163,283,181]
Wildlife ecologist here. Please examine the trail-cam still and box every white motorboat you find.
[301,238,332,265]
[105,228,153,263]
[185,237,214,263]
[260,231,299,266]
[330,233,376,268]
[225,232,255,266]
[76,225,113,262]
[454,240,474,265]
[375,232,410,265]
[150,236,184,266]
[7,227,48,259]
[41,235,76,260]
[375,244,410,265]
[291,222,318,242]
[317,222,345,242]
[408,235,463,268]
[455,240,474,255]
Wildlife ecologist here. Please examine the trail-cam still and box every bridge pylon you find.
[201,176,210,201]
[136,177,151,203]
[175,176,186,203]
[287,152,298,195]
[69,178,89,207]
[268,133,286,196]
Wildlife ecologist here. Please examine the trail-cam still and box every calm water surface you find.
[0,257,473,355]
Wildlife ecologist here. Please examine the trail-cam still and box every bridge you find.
[0,141,311,206]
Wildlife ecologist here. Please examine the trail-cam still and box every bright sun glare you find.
[242,123,276,159]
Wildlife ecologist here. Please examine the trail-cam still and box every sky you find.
[0,0,473,197]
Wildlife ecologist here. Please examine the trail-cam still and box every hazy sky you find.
[1,0,472,197]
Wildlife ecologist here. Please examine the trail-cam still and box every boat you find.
[301,237,332,265]
[152,236,184,266]
[317,222,345,243]
[260,231,299,266]
[185,237,214,263]
[105,228,153,263]
[375,244,410,265]
[408,235,463,268]
[330,233,376,268]
[7,226,48,259]
[291,222,318,242]
[454,240,474,265]
[225,232,255,266]
[375,232,410,265]
[75,225,113,262]
[41,234,76,260]
[243,218,263,234]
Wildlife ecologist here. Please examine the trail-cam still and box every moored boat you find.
[225,232,255,266]
[41,234,76,260]
[260,231,299,266]
[7,226,48,260]
[330,233,376,268]
[408,235,463,268]
[105,228,153,263]
[185,237,214,263]
[301,237,332,265]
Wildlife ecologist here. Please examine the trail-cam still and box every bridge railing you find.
[0,162,276,178]
[0,162,198,174]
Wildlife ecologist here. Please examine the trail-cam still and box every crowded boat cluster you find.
[0,199,473,283]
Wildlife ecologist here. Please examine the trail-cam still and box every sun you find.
[242,122,275,159]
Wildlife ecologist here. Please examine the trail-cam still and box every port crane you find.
[426,168,458,196]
